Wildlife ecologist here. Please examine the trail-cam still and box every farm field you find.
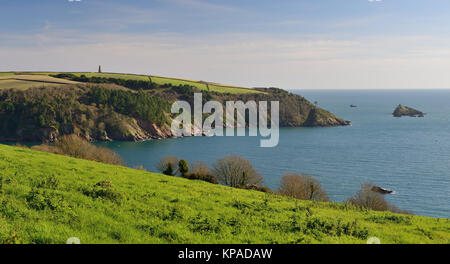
[0,73,15,77]
[0,75,78,90]
[0,144,448,244]
[0,72,263,94]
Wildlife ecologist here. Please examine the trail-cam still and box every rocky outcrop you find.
[165,87,352,128]
[303,108,351,127]
[393,105,425,117]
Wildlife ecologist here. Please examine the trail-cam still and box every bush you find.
[83,181,123,204]
[212,155,263,187]
[157,156,179,176]
[31,144,59,154]
[26,189,66,211]
[346,183,412,214]
[278,173,329,202]
[37,174,59,189]
[32,134,125,166]
[178,160,190,177]
[183,172,218,184]
[182,161,218,184]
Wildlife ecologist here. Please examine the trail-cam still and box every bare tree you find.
[191,161,211,176]
[278,173,329,202]
[346,183,413,214]
[212,155,263,187]
[31,134,125,166]
[346,182,389,211]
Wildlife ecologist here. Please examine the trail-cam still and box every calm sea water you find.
[97,90,450,218]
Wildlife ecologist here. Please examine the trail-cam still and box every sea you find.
[96,89,450,218]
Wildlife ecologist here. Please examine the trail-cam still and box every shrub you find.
[95,180,113,188]
[26,189,66,211]
[189,214,222,234]
[278,173,329,202]
[83,181,123,204]
[37,174,59,189]
[304,218,369,240]
[157,156,179,176]
[346,183,388,211]
[31,144,59,154]
[183,172,218,184]
[32,134,125,166]
[178,160,190,177]
[346,182,412,214]
[182,161,218,184]
[212,155,263,187]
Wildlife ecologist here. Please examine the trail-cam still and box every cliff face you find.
[303,108,350,127]
[0,84,349,142]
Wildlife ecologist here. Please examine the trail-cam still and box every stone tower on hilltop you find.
[98,65,102,73]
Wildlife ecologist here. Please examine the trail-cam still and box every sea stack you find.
[393,104,425,117]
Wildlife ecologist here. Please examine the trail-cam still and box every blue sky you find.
[2,0,450,89]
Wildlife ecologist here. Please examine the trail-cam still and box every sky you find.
[1,0,450,89]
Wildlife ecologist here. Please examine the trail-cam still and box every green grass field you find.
[0,72,263,94]
[0,144,448,244]
[69,72,263,94]
[0,80,60,90]
[0,73,15,77]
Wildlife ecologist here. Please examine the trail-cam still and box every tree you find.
[183,161,217,184]
[163,163,175,176]
[278,173,328,202]
[346,183,412,214]
[346,182,389,211]
[212,155,262,187]
[178,159,190,177]
[191,161,210,176]
[157,156,179,176]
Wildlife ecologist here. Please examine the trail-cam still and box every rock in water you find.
[393,104,425,117]
[371,186,395,195]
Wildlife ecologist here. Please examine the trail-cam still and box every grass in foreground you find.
[0,144,448,244]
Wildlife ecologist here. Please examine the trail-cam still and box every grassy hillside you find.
[0,73,15,77]
[0,144,448,244]
[0,72,262,94]
[0,75,78,90]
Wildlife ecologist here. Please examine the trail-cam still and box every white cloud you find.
[2,31,450,89]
